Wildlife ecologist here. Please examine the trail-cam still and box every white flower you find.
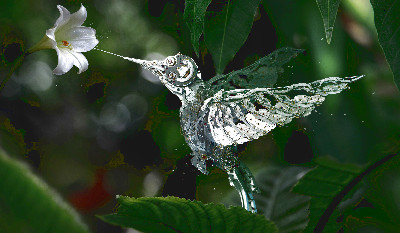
[28,5,99,75]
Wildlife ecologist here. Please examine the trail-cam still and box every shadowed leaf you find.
[204,0,261,74]
[346,154,400,232]
[292,157,364,232]
[370,0,400,90]
[184,0,212,56]
[315,0,341,44]
[254,166,310,233]
[225,166,311,233]
[0,149,88,233]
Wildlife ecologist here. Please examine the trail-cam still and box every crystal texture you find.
[129,52,363,213]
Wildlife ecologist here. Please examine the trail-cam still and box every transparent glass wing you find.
[202,76,363,147]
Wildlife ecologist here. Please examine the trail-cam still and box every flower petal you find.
[70,51,89,74]
[57,27,98,52]
[27,34,57,53]
[68,4,87,28]
[56,5,87,34]
[53,48,74,75]
[54,5,71,30]
[45,28,57,42]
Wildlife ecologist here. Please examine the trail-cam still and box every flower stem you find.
[0,52,30,94]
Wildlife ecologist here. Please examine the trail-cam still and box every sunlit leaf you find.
[183,0,212,56]
[204,0,261,74]
[315,0,341,44]
[0,149,88,233]
[370,0,400,90]
[100,195,278,233]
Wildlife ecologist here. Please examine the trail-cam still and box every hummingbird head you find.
[140,53,203,100]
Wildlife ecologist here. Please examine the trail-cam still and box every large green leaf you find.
[0,149,88,233]
[345,154,400,232]
[183,0,212,56]
[100,195,278,233]
[254,166,310,233]
[222,166,311,233]
[205,47,304,97]
[292,157,364,233]
[204,0,261,74]
[370,0,400,90]
[293,155,399,232]
[315,0,341,44]
[224,166,311,232]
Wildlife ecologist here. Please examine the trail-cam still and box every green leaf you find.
[345,154,400,232]
[183,0,212,56]
[0,149,88,233]
[204,0,261,74]
[315,0,341,44]
[292,157,364,233]
[370,0,400,90]
[206,47,304,96]
[100,196,278,233]
[224,166,311,232]
[255,166,310,233]
[293,154,399,232]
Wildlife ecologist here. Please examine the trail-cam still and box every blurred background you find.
[0,0,399,232]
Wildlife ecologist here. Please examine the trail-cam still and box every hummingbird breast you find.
[180,101,213,154]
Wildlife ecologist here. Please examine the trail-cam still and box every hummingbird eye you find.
[168,72,177,81]
[176,60,193,82]
[166,56,177,66]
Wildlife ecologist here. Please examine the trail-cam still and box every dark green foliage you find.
[292,157,363,232]
[205,47,304,96]
[254,166,311,233]
[225,166,311,232]
[100,195,278,233]
[315,0,341,44]
[1,0,400,232]
[183,0,212,56]
[370,0,400,90]
[0,149,88,233]
[345,154,400,232]
[204,0,262,74]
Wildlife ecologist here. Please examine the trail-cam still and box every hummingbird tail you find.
[227,162,259,213]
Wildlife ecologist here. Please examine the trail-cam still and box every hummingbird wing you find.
[204,47,304,97]
[201,76,363,146]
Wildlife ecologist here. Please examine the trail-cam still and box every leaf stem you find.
[0,52,30,94]
[314,153,398,232]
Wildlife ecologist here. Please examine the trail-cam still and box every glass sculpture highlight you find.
[101,48,363,213]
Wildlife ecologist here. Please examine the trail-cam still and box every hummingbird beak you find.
[125,55,185,98]
[140,60,167,80]
[117,56,166,78]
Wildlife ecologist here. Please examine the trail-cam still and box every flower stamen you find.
[57,40,73,50]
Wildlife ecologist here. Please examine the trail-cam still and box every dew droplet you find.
[325,27,334,44]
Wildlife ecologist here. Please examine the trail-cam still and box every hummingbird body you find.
[123,49,363,213]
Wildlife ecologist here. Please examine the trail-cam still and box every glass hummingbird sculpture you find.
[106,47,363,213]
